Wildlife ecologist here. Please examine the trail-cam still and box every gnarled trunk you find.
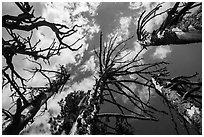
[152,78,202,134]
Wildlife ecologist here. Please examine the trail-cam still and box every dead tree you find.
[152,73,202,134]
[2,2,82,134]
[137,2,202,48]
[2,65,70,135]
[136,2,202,134]
[59,32,169,135]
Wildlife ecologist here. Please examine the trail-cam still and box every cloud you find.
[121,82,155,107]
[121,83,137,104]
[118,16,132,37]
[153,45,172,59]
[2,87,13,110]
[25,2,100,134]
[87,2,100,16]
[35,2,100,66]
[71,77,95,92]
[138,86,154,103]
[129,2,143,10]
[19,2,101,84]
[80,55,96,72]
[103,13,151,106]
[2,2,21,15]
[134,2,174,33]
[72,2,100,16]
[105,15,132,46]
[3,2,101,135]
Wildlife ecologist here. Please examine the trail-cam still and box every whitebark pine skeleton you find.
[137,2,202,48]
[2,2,79,134]
[67,32,170,135]
[152,74,202,134]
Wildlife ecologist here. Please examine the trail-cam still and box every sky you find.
[2,2,202,135]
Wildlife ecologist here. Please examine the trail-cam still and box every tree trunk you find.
[69,90,99,135]
[150,30,202,46]
[152,78,202,134]
[3,75,69,135]
[3,92,52,135]
[138,2,202,47]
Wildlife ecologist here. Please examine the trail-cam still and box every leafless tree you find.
[48,31,202,135]
[137,2,202,48]
[136,2,202,134]
[2,2,82,134]
[152,73,202,134]
[68,32,169,134]
[2,2,201,135]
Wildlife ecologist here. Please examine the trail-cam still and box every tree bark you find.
[152,78,202,134]
[69,90,99,135]
[3,75,69,135]
[149,30,202,46]
[137,2,202,47]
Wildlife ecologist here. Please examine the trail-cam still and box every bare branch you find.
[136,2,202,47]
[96,113,158,121]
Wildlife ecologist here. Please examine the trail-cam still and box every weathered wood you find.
[3,74,70,135]
[137,2,202,47]
[152,77,202,134]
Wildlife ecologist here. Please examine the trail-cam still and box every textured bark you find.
[69,90,99,135]
[137,2,202,47]
[69,62,114,135]
[152,78,202,134]
[149,30,202,46]
[3,74,70,135]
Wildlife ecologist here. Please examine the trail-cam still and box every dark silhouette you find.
[2,2,81,134]
[49,32,170,135]
[137,2,202,48]
[2,2,202,135]
[152,73,202,134]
